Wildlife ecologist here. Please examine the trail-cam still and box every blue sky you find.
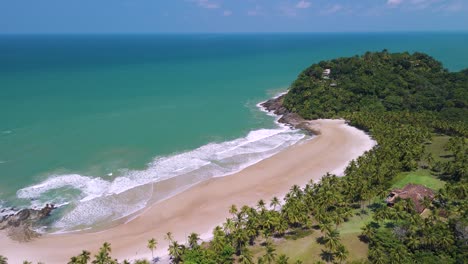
[0,0,467,33]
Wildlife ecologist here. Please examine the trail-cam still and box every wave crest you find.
[16,126,308,232]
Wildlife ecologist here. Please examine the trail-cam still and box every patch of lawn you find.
[284,228,314,240]
[250,214,370,264]
[251,232,322,264]
[426,135,452,162]
[341,233,368,262]
[339,210,373,234]
[392,169,445,190]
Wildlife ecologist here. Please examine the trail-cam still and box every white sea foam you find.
[0,200,16,218]
[16,124,308,232]
[256,90,290,128]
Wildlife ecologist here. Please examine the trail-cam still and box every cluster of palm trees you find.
[158,171,363,264]
[355,115,468,263]
[67,242,122,264]
[317,227,348,263]
[434,136,467,182]
[17,111,434,264]
[364,191,465,264]
[7,104,466,263]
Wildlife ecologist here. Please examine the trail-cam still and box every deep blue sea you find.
[1,33,467,232]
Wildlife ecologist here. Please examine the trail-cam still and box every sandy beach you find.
[0,119,375,263]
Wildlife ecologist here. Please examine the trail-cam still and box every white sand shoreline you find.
[0,119,376,264]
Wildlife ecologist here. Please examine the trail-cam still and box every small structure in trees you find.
[386,184,435,213]
[322,69,331,79]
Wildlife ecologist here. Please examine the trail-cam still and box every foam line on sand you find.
[0,119,376,264]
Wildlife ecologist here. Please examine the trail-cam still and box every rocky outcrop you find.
[260,95,321,135]
[0,204,55,242]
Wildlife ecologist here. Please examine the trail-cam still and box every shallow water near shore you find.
[1,33,468,232]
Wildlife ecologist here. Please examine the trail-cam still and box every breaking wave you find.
[16,126,309,232]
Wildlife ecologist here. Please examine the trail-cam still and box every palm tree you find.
[102,242,112,254]
[229,204,238,217]
[238,248,254,264]
[164,232,173,242]
[168,240,183,263]
[262,241,277,264]
[290,185,302,198]
[147,238,158,260]
[369,247,386,264]
[406,235,420,250]
[91,242,117,264]
[134,260,150,264]
[188,232,200,249]
[318,222,332,234]
[68,257,79,264]
[0,256,7,264]
[323,229,341,252]
[332,212,344,228]
[223,218,236,235]
[334,244,348,263]
[270,196,281,210]
[233,229,249,254]
[92,242,115,264]
[361,223,376,241]
[437,233,454,250]
[277,218,289,236]
[80,251,91,263]
[257,199,266,211]
[276,254,289,264]
[91,251,109,264]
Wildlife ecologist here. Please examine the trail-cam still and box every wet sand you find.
[0,119,375,263]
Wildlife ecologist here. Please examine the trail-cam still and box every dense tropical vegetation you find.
[1,51,466,263]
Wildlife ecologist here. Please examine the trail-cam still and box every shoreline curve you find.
[0,119,376,264]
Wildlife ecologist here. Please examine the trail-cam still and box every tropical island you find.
[1,51,466,264]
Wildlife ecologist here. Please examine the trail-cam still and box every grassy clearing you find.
[392,169,445,190]
[426,135,452,162]
[250,211,370,263]
[250,230,321,263]
[339,210,372,234]
[248,136,451,263]
[391,135,450,191]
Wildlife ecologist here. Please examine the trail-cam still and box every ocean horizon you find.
[1,32,468,232]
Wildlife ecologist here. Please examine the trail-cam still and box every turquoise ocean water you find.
[1,33,467,232]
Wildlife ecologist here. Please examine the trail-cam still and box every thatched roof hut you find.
[386,184,435,213]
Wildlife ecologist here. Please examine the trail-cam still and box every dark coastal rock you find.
[261,95,290,116]
[261,94,318,134]
[0,204,55,241]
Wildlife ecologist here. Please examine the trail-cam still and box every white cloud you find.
[321,4,343,15]
[247,5,264,16]
[387,0,403,5]
[280,5,298,17]
[223,10,232,16]
[247,10,258,16]
[387,0,444,9]
[192,0,220,9]
[437,1,464,12]
[296,0,312,9]
[444,2,463,12]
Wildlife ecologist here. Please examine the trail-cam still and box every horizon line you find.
[1,30,468,35]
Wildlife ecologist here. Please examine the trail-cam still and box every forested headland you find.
[2,51,466,264]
